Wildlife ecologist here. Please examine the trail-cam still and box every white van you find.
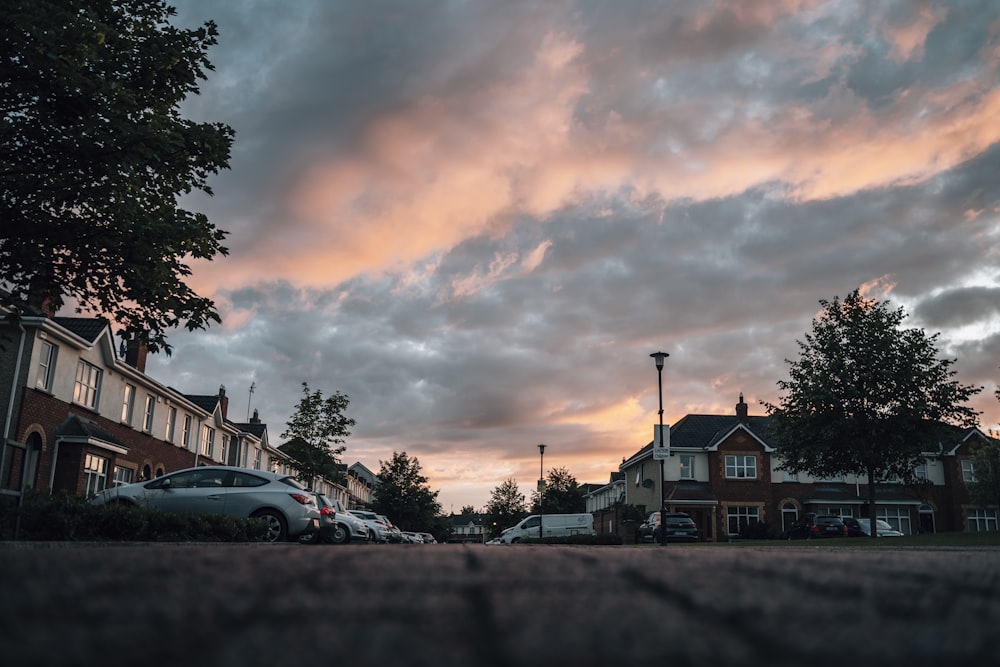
[498,513,595,543]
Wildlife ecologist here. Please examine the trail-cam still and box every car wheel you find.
[251,509,288,543]
[330,523,349,545]
[298,531,320,545]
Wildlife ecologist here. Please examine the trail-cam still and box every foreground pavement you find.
[1,542,998,666]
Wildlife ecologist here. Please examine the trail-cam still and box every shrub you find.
[0,490,267,542]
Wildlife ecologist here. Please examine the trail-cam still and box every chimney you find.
[736,393,749,423]
[218,385,228,419]
[124,336,148,373]
[250,409,261,424]
[26,277,59,318]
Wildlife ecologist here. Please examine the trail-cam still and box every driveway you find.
[1,543,997,666]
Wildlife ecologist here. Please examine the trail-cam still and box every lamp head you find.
[649,351,669,370]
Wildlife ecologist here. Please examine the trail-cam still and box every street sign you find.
[652,424,670,460]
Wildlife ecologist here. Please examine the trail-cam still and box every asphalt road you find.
[1,542,998,666]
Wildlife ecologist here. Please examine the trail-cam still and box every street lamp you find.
[538,444,546,540]
[650,351,669,546]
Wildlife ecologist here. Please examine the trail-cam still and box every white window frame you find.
[221,434,229,464]
[73,360,102,409]
[962,460,976,483]
[113,466,134,487]
[142,394,155,432]
[36,340,56,391]
[876,507,911,535]
[254,448,262,470]
[182,415,192,449]
[121,384,136,424]
[201,425,215,457]
[726,506,760,535]
[968,509,998,532]
[725,455,757,479]
[679,454,695,480]
[84,453,109,496]
[166,407,177,443]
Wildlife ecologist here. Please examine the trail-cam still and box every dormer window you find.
[725,455,757,479]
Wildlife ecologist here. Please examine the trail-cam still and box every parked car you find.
[349,509,391,543]
[637,511,700,543]
[401,531,424,543]
[418,532,437,544]
[89,465,320,543]
[304,493,370,544]
[842,516,905,538]
[784,513,848,540]
[378,514,404,543]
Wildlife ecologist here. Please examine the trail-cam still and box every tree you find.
[484,477,527,537]
[279,383,355,488]
[967,437,1000,511]
[532,466,586,514]
[766,289,981,536]
[459,505,477,515]
[1,0,234,354]
[371,452,442,533]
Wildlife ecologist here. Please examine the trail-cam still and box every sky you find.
[147,0,1000,514]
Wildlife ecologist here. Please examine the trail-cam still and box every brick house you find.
[619,394,997,541]
[0,298,353,502]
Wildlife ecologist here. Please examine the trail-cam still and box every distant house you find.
[619,394,997,540]
[449,513,487,542]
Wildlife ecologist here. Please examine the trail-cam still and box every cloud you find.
[154,0,1000,510]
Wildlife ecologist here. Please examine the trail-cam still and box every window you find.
[961,460,976,483]
[182,415,192,449]
[725,455,757,479]
[876,507,911,535]
[142,395,155,432]
[121,384,136,424]
[727,506,760,535]
[253,448,262,470]
[166,407,177,443]
[36,341,56,391]
[914,463,927,481]
[201,425,215,457]
[221,435,229,464]
[113,466,134,487]
[784,470,798,482]
[679,455,695,480]
[968,509,998,532]
[83,453,109,496]
[73,360,102,409]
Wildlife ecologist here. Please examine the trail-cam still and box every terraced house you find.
[0,297,351,506]
[617,395,997,541]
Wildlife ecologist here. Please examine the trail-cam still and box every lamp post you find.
[650,351,669,546]
[538,444,546,540]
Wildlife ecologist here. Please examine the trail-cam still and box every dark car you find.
[784,513,848,540]
[842,516,904,538]
[637,512,700,543]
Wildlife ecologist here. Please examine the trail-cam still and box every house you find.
[619,394,997,541]
[449,512,487,542]
[0,297,365,504]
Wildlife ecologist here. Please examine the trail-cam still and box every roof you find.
[450,513,485,527]
[52,317,109,343]
[184,394,221,414]
[625,413,774,465]
[55,414,128,451]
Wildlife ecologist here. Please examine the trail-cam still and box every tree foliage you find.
[279,383,355,488]
[968,437,1000,511]
[532,466,586,514]
[371,451,442,533]
[766,289,982,533]
[1,0,234,354]
[484,477,527,536]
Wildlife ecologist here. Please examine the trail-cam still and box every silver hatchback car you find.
[90,465,320,543]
